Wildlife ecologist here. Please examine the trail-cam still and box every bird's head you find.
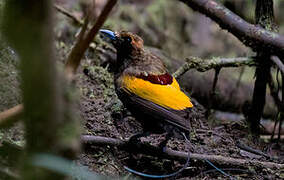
[99,29,144,55]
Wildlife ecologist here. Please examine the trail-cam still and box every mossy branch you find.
[173,56,256,78]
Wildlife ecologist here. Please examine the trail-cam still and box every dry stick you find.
[173,56,255,78]
[53,4,83,26]
[64,0,117,81]
[268,73,282,110]
[206,68,221,117]
[179,0,284,57]
[81,135,284,170]
[229,66,245,101]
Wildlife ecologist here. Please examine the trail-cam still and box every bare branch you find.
[81,135,284,170]
[179,0,284,57]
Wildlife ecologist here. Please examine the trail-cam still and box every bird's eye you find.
[124,37,132,43]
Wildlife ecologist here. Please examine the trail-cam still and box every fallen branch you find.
[236,141,272,159]
[179,0,284,57]
[173,56,255,78]
[81,135,284,170]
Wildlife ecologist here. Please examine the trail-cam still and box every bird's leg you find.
[158,133,172,153]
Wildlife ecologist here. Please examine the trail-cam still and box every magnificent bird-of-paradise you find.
[100,29,193,178]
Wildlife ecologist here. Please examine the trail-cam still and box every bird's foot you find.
[128,132,151,146]
[158,133,172,153]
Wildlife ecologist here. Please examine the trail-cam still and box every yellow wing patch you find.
[121,75,193,110]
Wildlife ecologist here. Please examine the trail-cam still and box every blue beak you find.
[99,29,117,41]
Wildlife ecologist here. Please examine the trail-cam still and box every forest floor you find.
[75,56,284,179]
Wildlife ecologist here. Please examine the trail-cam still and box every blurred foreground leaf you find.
[32,153,110,180]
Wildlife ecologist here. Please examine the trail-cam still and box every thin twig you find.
[81,135,284,170]
[268,72,282,110]
[173,56,255,78]
[54,4,83,25]
[206,68,221,117]
[269,72,282,140]
[271,56,284,74]
[271,113,280,140]
[229,66,245,101]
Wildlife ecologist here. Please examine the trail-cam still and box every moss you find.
[82,64,123,114]
[0,37,25,151]
[0,38,21,111]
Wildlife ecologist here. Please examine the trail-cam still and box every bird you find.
[99,29,193,145]
[99,30,234,179]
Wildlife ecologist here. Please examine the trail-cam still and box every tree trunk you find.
[248,0,276,136]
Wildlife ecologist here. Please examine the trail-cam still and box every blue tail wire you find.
[124,132,190,179]
[124,132,236,179]
[204,159,235,180]
[183,133,235,180]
